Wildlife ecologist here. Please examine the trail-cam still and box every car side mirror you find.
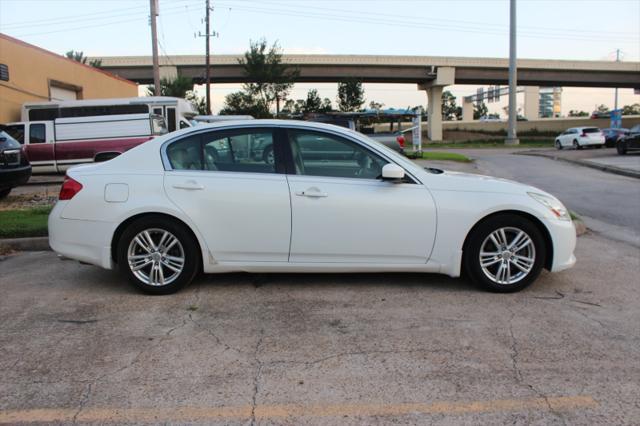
[381,163,405,181]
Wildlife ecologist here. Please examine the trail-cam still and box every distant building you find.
[539,87,562,118]
[0,33,137,123]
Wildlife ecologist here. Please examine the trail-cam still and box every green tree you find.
[369,101,384,111]
[441,91,461,120]
[219,91,271,118]
[473,102,488,120]
[321,98,333,113]
[337,79,365,112]
[596,104,610,113]
[240,39,299,114]
[568,110,589,117]
[65,50,102,68]
[621,103,640,115]
[146,76,193,97]
[303,89,323,112]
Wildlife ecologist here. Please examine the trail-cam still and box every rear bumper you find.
[48,202,115,269]
[0,165,31,190]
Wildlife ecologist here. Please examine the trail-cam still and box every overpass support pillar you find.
[418,67,455,142]
[462,98,474,121]
[523,86,540,120]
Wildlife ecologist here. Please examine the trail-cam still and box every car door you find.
[163,127,291,262]
[284,128,436,264]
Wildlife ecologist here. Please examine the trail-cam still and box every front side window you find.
[202,130,275,173]
[287,130,387,180]
[29,124,46,144]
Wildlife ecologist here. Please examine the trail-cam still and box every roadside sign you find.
[610,109,622,129]
[412,108,422,152]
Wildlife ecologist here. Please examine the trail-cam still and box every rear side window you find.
[29,124,46,144]
[202,130,275,174]
[583,128,600,134]
[166,135,202,170]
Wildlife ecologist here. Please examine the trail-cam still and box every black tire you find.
[117,215,200,295]
[573,139,582,150]
[262,145,274,165]
[555,140,562,150]
[617,141,627,155]
[0,188,11,199]
[463,214,546,293]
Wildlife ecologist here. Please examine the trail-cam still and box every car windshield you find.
[0,130,22,150]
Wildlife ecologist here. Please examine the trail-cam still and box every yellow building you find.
[0,33,138,123]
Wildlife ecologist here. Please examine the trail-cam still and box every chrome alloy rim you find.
[127,228,185,286]
[479,227,536,285]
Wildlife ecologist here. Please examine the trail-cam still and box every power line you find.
[254,0,637,37]
[215,1,638,43]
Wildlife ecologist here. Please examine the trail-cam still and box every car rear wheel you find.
[463,214,546,293]
[117,216,200,294]
[555,140,562,150]
[573,139,582,150]
[617,141,627,155]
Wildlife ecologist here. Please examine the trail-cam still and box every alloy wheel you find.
[127,228,185,286]
[479,227,536,285]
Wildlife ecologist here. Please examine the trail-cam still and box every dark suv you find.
[617,124,640,155]
[0,130,31,198]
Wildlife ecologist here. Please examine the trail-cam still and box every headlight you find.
[528,192,571,221]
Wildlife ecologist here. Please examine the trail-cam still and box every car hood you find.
[423,170,543,196]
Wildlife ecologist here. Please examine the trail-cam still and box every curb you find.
[516,151,640,180]
[0,237,50,252]
[574,219,587,237]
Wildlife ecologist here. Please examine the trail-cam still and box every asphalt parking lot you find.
[1,231,639,425]
[2,150,640,425]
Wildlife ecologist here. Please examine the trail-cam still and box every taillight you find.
[59,176,83,200]
[396,135,405,148]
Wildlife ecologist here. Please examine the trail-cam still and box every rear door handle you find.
[172,180,204,190]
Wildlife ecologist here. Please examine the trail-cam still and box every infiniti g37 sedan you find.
[49,120,576,294]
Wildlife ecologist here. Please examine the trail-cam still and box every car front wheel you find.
[117,216,200,294]
[555,140,562,150]
[464,215,546,293]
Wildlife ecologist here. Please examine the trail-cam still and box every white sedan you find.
[49,120,576,294]
[555,127,605,150]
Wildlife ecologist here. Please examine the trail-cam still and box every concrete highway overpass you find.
[95,54,640,140]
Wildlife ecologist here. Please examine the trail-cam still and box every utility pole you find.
[505,0,519,145]
[614,48,620,111]
[150,0,161,96]
[205,0,211,114]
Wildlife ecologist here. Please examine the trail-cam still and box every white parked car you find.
[555,127,605,150]
[49,120,576,294]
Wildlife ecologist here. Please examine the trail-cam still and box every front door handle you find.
[296,187,328,198]
[172,180,204,190]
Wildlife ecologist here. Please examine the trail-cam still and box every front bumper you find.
[0,164,31,190]
[48,202,115,270]
[544,217,577,272]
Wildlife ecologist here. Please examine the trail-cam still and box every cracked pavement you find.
[0,231,639,424]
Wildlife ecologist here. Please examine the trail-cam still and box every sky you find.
[1,0,639,115]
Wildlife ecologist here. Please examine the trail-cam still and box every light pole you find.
[149,0,161,96]
[505,0,519,145]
